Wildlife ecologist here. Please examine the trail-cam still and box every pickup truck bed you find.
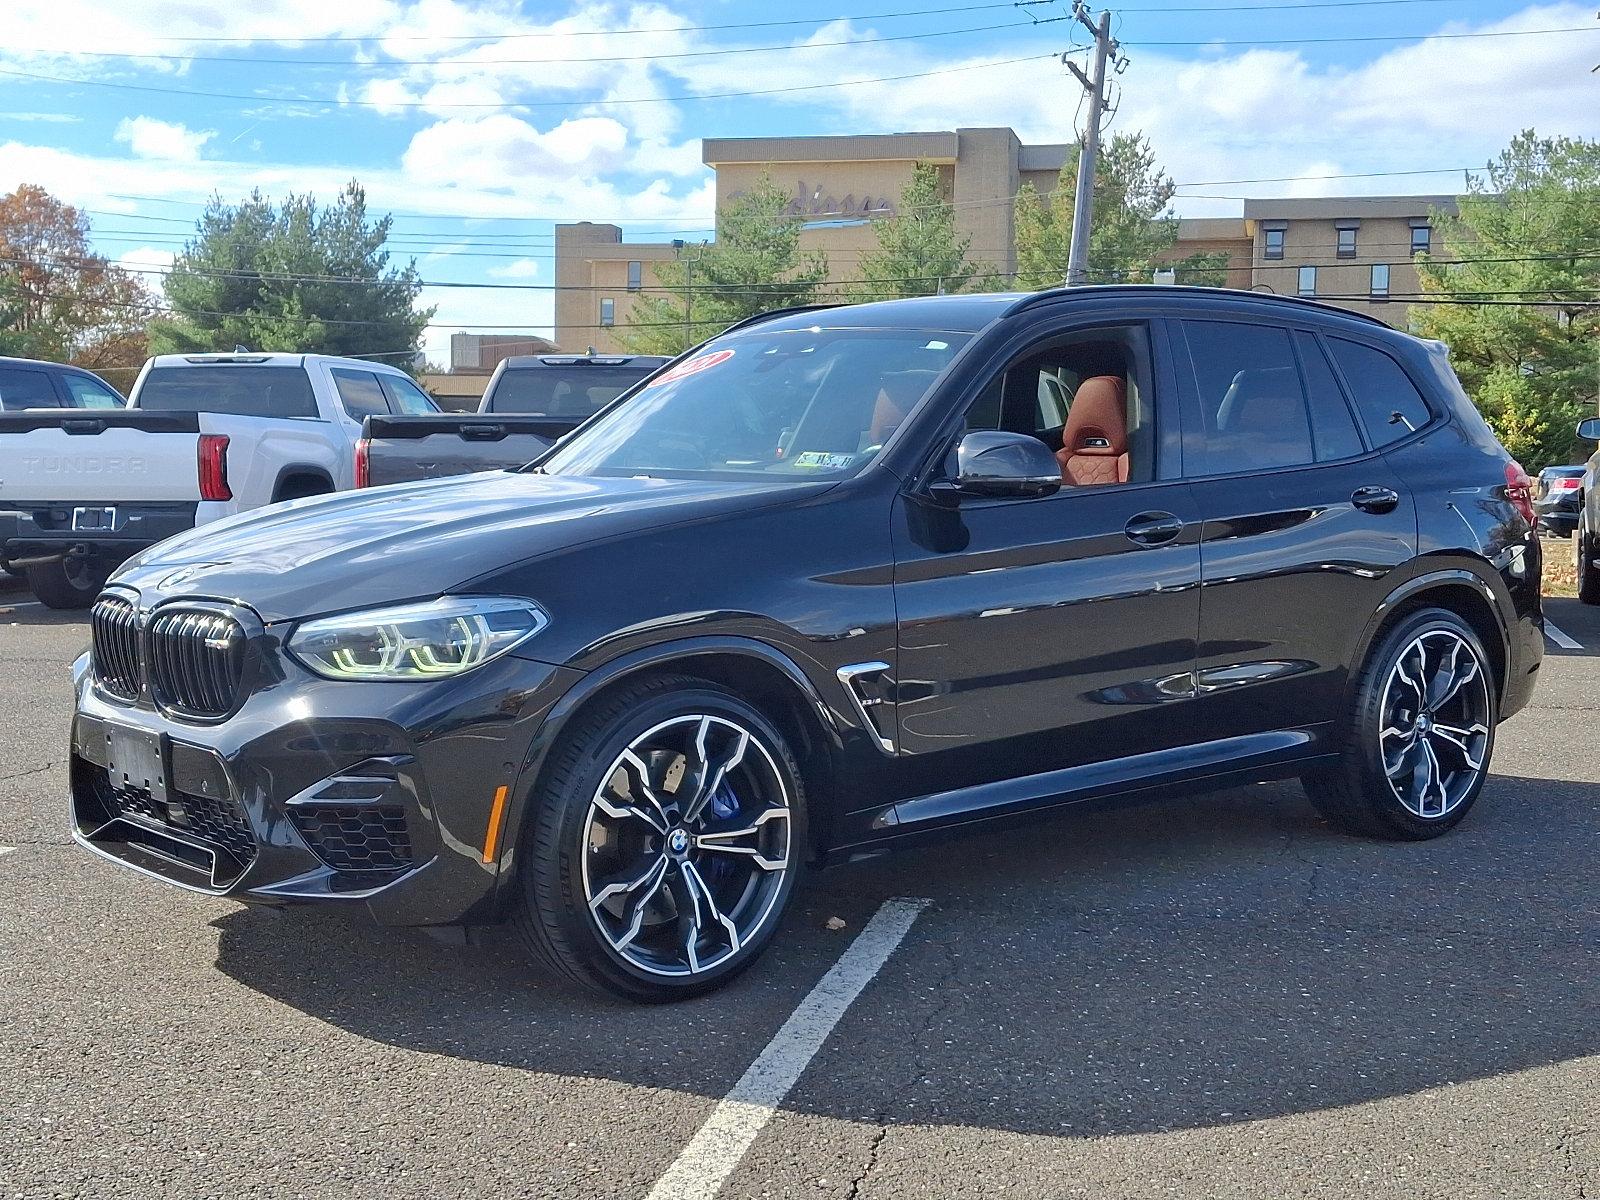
[359,415,558,487]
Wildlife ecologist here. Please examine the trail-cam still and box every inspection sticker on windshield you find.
[791,451,855,470]
[645,347,734,387]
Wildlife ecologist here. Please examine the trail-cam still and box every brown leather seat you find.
[1056,376,1129,485]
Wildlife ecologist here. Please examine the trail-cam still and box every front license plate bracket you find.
[105,723,168,804]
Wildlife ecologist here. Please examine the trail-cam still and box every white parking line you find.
[1545,620,1582,650]
[646,896,931,1200]
[0,846,15,857]
[0,600,43,612]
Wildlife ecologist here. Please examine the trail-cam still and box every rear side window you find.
[379,374,438,415]
[0,367,60,409]
[1180,321,1313,474]
[62,373,125,409]
[485,366,652,416]
[138,366,318,418]
[332,368,389,420]
[1293,332,1365,461]
[1324,337,1433,447]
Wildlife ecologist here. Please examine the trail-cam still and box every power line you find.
[10,16,1067,69]
[0,52,1056,110]
[1125,24,1600,47]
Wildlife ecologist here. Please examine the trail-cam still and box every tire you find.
[1577,512,1600,605]
[1303,607,1497,840]
[512,673,807,1002]
[24,558,110,610]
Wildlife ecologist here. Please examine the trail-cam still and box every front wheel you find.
[513,674,806,1002]
[1303,607,1497,840]
[24,558,110,609]
[1577,513,1600,605]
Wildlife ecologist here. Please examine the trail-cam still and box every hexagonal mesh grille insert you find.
[289,805,414,873]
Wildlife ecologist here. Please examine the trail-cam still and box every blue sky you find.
[1,0,1596,361]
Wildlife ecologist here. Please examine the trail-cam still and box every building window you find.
[1370,263,1390,300]
[1263,228,1284,260]
[599,298,615,327]
[627,260,642,292]
[1337,227,1357,258]
[1411,225,1431,255]
[1297,266,1317,297]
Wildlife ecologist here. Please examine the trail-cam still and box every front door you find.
[889,320,1203,799]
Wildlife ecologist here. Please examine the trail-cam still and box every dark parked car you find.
[67,288,1542,1002]
[353,353,671,487]
[0,356,124,410]
[1533,465,1583,537]
[1569,419,1600,603]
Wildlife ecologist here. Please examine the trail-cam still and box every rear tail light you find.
[1551,477,1581,491]
[1504,461,1535,524]
[198,434,231,501]
[354,437,370,488]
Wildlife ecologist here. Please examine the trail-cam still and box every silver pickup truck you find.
[358,353,667,488]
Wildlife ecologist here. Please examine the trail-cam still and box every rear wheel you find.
[513,674,806,1002]
[1303,607,1496,840]
[1577,512,1600,605]
[24,558,109,610]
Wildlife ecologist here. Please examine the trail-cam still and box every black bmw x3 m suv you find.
[69,287,1543,1001]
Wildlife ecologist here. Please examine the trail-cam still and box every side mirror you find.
[1578,417,1600,442]
[936,430,1063,500]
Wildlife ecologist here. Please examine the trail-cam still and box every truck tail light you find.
[198,434,231,501]
[1504,461,1535,525]
[354,437,371,488]
[1550,477,1581,492]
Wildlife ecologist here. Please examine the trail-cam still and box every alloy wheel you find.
[580,713,793,978]
[1377,629,1492,820]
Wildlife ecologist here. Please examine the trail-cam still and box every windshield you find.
[486,365,656,416]
[539,327,968,480]
[138,366,318,418]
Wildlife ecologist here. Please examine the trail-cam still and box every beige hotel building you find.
[554,127,1453,353]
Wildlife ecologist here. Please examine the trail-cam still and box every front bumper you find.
[69,635,580,927]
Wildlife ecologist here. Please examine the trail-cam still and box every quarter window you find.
[1180,320,1316,474]
[600,298,615,327]
[1263,229,1285,260]
[331,368,389,420]
[0,367,60,409]
[1297,266,1317,297]
[1337,227,1357,258]
[1324,336,1433,447]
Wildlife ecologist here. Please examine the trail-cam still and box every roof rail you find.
[1007,284,1394,330]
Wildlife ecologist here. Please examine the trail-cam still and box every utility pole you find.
[1063,4,1118,287]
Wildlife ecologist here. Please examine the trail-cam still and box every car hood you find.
[116,470,827,622]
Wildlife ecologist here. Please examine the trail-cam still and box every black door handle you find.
[1351,485,1401,514]
[1125,510,1185,547]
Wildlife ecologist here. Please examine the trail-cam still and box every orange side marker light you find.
[482,785,510,864]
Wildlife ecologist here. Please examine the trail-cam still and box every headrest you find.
[1061,376,1128,457]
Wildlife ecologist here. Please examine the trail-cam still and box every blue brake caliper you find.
[705,781,740,882]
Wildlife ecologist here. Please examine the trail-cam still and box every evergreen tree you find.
[849,162,979,299]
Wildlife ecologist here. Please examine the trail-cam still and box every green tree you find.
[620,175,828,355]
[1012,132,1223,289]
[151,181,432,362]
[848,162,979,300]
[1414,130,1600,468]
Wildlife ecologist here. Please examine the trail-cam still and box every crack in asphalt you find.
[0,760,65,785]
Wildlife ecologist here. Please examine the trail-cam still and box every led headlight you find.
[287,596,549,681]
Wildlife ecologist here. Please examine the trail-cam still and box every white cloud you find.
[488,258,541,279]
[112,246,176,290]
[402,114,631,192]
[417,279,554,363]
[0,112,81,124]
[2,0,403,58]
[114,117,214,163]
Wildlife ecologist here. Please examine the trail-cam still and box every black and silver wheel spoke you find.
[581,712,792,978]
[1378,629,1491,820]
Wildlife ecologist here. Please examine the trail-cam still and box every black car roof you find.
[0,355,101,375]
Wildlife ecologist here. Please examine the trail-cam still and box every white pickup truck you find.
[0,352,438,607]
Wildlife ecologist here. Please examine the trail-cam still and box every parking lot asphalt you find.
[0,580,1594,1199]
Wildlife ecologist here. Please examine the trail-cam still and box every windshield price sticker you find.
[791,451,855,470]
[645,348,735,388]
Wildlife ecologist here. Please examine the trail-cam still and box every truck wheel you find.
[24,559,109,609]
[513,673,806,1002]
[1577,513,1600,605]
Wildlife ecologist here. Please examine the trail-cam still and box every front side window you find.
[137,366,317,417]
[0,367,60,409]
[331,368,389,420]
[1336,227,1357,258]
[63,373,124,408]
[1297,266,1317,297]
[1370,263,1391,299]
[540,326,969,481]
[1180,320,1316,474]
[1263,228,1285,260]
[380,373,439,415]
[600,298,616,327]
[1325,336,1433,447]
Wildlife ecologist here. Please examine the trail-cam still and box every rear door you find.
[1175,317,1417,743]
[0,365,64,410]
